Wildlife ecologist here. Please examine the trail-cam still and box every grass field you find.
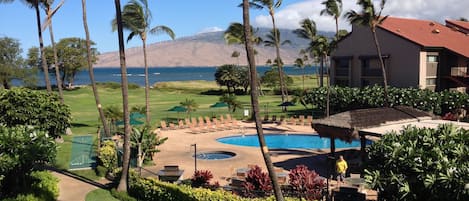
[56,75,325,170]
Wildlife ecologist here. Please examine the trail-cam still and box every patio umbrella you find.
[168,106,188,120]
[278,101,295,112]
[130,112,145,119]
[210,102,229,117]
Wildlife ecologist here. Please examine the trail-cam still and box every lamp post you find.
[191,143,197,173]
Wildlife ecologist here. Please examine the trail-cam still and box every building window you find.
[427,55,438,63]
[426,78,436,86]
[361,58,382,77]
[335,58,350,76]
[335,79,349,87]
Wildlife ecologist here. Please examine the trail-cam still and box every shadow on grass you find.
[72,123,90,127]
[44,166,113,189]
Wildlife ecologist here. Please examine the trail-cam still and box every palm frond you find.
[149,26,175,40]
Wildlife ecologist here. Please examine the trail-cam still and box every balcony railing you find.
[451,67,468,77]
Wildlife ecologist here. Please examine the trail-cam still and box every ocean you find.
[32,66,319,87]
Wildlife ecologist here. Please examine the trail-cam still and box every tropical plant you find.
[191,170,214,188]
[81,0,111,137]
[260,68,293,90]
[320,0,342,39]
[365,124,469,200]
[104,105,124,129]
[130,126,167,175]
[0,0,52,92]
[220,94,242,112]
[288,165,325,201]
[98,140,118,175]
[112,0,175,125]
[113,0,132,192]
[42,0,65,103]
[0,88,71,138]
[231,50,241,65]
[293,19,321,86]
[243,165,272,198]
[345,0,389,106]
[248,0,288,106]
[0,126,57,198]
[293,49,310,90]
[215,64,242,93]
[180,98,199,116]
[242,1,284,200]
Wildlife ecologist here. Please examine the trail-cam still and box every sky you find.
[1,0,468,55]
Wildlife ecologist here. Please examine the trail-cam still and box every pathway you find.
[50,168,109,201]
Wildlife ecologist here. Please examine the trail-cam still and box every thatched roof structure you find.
[312,106,436,142]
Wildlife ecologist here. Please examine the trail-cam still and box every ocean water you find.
[31,66,319,87]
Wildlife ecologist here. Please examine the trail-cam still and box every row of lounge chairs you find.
[160,114,241,133]
[263,114,313,126]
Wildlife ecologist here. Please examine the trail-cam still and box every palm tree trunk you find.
[372,29,389,107]
[242,2,284,200]
[81,0,111,138]
[320,56,324,87]
[114,0,131,192]
[270,11,288,104]
[142,38,151,125]
[47,10,64,104]
[34,3,52,92]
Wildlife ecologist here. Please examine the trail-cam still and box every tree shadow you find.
[43,166,113,189]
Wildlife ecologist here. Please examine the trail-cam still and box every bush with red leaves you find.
[288,165,325,200]
[243,165,273,198]
[191,170,213,188]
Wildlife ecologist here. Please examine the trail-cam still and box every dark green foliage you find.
[288,165,325,200]
[220,94,243,112]
[260,68,293,89]
[215,64,248,93]
[95,82,140,89]
[30,171,59,201]
[243,165,273,198]
[0,37,32,89]
[95,165,107,177]
[305,85,469,116]
[0,88,71,138]
[0,126,57,198]
[365,124,469,201]
[110,188,137,201]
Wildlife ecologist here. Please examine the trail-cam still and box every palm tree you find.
[242,1,284,200]
[43,0,64,103]
[345,0,389,106]
[231,50,240,65]
[0,0,52,92]
[113,0,131,192]
[81,0,111,137]
[179,98,199,117]
[112,0,175,125]
[293,49,309,91]
[293,19,321,85]
[248,0,288,104]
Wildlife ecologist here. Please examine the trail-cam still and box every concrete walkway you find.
[51,169,109,201]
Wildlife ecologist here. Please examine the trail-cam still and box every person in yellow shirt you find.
[336,155,348,183]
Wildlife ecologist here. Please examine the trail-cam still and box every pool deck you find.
[144,121,361,186]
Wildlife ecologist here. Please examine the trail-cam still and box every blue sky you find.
[1,0,467,55]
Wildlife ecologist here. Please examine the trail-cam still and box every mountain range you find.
[95,28,334,67]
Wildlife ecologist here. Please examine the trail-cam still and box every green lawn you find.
[85,189,119,201]
[57,74,323,176]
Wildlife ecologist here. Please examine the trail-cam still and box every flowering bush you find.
[243,165,272,198]
[288,165,325,200]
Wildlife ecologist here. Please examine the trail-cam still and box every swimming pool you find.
[217,134,369,149]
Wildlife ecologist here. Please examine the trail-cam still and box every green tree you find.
[0,37,24,89]
[261,68,293,89]
[0,88,71,138]
[248,0,288,106]
[293,49,310,91]
[98,140,118,175]
[0,0,52,92]
[345,0,389,106]
[131,126,167,175]
[220,94,242,112]
[104,105,123,132]
[113,0,132,192]
[112,0,175,125]
[231,50,240,65]
[0,126,57,197]
[242,1,284,200]
[320,0,342,39]
[43,0,65,103]
[365,124,469,200]
[215,64,242,93]
[81,0,111,137]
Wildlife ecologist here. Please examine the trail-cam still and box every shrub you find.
[30,171,59,201]
[1,194,42,201]
[288,165,325,201]
[0,88,71,138]
[98,140,118,174]
[365,124,469,200]
[95,165,107,178]
[191,170,213,188]
[243,165,272,198]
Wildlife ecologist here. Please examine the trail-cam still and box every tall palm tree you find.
[248,0,288,104]
[242,1,284,200]
[113,0,131,192]
[231,50,240,65]
[293,19,323,86]
[321,0,342,117]
[81,0,111,137]
[345,0,389,106]
[293,49,309,91]
[43,0,64,103]
[0,0,53,92]
[112,0,175,125]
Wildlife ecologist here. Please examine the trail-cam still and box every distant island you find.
[95,28,332,68]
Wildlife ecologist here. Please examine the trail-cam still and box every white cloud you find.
[254,0,469,32]
[197,26,224,34]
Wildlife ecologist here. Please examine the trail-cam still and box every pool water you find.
[194,151,236,160]
[217,134,370,149]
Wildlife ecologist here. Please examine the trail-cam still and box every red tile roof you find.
[446,20,469,33]
[378,17,469,58]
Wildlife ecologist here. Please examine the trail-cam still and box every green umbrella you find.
[210,102,229,108]
[168,106,188,120]
[130,112,145,119]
